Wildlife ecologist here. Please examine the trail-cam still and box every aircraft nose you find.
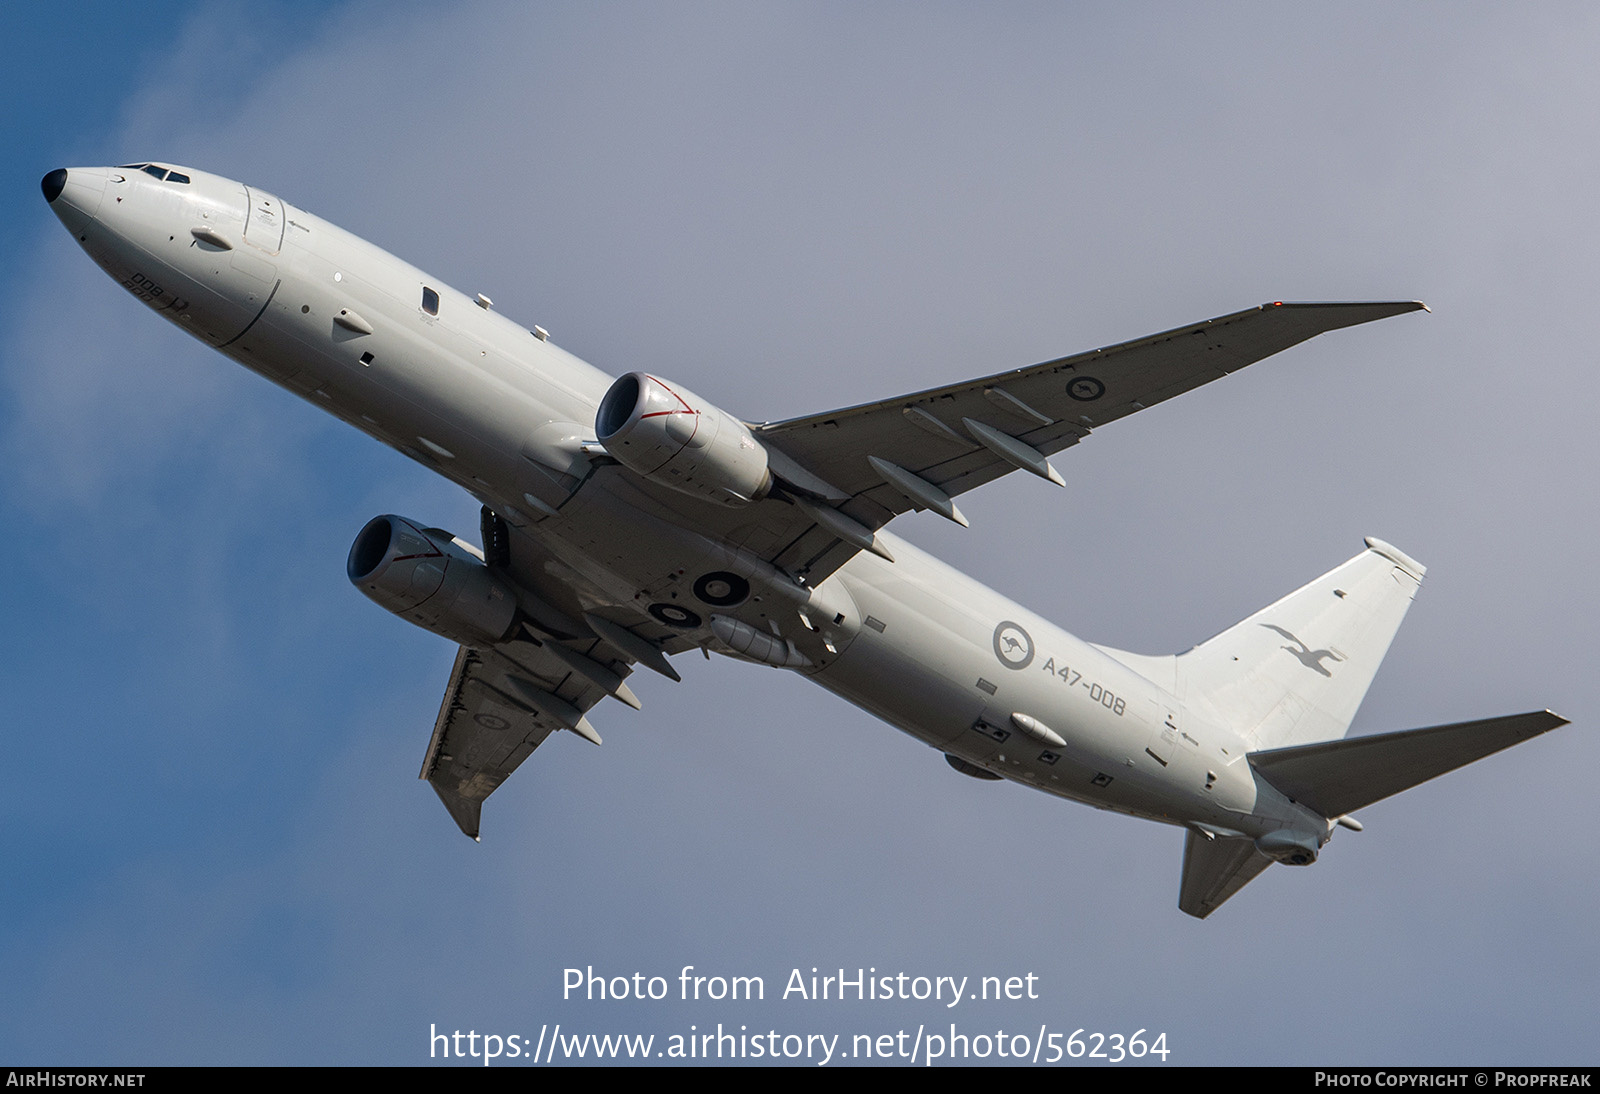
[43,166,108,236]
[41,168,68,204]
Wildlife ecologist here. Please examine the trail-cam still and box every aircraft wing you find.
[756,302,1424,582]
[420,631,636,839]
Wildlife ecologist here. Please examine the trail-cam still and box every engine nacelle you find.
[595,372,772,506]
[347,515,518,648]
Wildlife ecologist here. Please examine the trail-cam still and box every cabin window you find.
[421,287,440,316]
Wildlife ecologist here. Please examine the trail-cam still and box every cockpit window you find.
[421,287,440,316]
[119,164,190,184]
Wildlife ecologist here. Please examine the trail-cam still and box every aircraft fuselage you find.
[43,163,1340,857]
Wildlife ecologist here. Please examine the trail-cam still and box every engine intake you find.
[348,515,518,648]
[596,372,771,506]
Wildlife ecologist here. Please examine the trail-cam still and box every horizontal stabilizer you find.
[1249,710,1570,820]
[1179,830,1274,919]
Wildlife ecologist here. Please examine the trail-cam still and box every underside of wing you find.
[421,630,636,839]
[751,302,1423,582]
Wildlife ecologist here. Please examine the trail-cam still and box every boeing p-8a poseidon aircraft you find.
[42,163,1571,917]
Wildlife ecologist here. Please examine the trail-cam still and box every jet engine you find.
[595,372,772,506]
[347,515,518,648]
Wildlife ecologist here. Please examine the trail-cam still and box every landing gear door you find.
[242,186,286,255]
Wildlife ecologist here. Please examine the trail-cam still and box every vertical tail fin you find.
[1179,538,1425,750]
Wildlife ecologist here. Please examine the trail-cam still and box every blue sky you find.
[3,1,1597,1065]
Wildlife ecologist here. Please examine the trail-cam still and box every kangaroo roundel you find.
[993,621,1035,670]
